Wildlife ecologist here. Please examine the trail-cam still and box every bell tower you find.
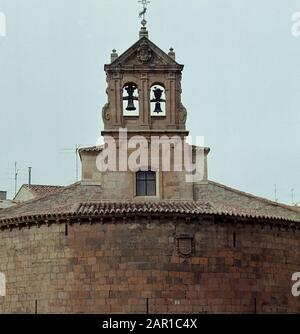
[101,24,188,139]
[80,2,210,201]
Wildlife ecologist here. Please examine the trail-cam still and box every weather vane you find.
[138,0,150,26]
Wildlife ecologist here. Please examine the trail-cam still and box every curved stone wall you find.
[0,217,299,314]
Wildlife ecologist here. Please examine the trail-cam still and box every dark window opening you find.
[136,171,156,196]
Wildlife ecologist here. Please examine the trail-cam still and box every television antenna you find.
[60,144,89,182]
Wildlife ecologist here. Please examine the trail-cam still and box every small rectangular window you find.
[136,171,156,196]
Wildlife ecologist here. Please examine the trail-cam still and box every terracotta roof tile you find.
[0,182,299,227]
[79,146,103,153]
[75,201,300,223]
[13,185,64,202]
[23,184,64,197]
[76,201,214,216]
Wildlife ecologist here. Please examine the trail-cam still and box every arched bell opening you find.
[122,82,139,116]
[150,84,166,117]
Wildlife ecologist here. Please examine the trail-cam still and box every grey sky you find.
[0,0,299,204]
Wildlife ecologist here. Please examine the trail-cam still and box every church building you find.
[0,18,299,314]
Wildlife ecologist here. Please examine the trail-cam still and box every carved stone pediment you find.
[122,50,169,67]
[105,37,183,70]
[137,40,153,64]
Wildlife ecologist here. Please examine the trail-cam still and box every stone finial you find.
[168,48,176,60]
[139,26,149,39]
[111,49,118,63]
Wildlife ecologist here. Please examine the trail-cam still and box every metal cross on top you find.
[138,0,150,26]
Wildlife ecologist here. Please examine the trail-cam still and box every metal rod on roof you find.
[60,144,85,183]
[76,144,79,182]
[28,167,32,187]
[274,184,278,202]
[14,162,19,196]
[291,188,295,205]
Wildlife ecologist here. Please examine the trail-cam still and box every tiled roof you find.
[207,181,300,213]
[75,201,300,223]
[79,146,103,153]
[13,184,64,203]
[0,200,16,210]
[0,183,102,222]
[76,201,214,216]
[22,184,64,197]
[0,182,299,228]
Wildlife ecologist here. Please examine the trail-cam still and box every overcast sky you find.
[0,0,299,204]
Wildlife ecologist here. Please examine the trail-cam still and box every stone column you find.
[139,74,150,129]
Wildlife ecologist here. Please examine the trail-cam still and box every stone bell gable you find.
[102,30,187,134]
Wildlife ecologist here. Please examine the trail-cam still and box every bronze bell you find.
[153,102,163,114]
[126,99,136,111]
[151,86,166,114]
[123,84,138,111]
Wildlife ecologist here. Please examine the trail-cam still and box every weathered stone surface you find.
[0,220,299,314]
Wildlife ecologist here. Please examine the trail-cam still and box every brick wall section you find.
[0,219,300,314]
